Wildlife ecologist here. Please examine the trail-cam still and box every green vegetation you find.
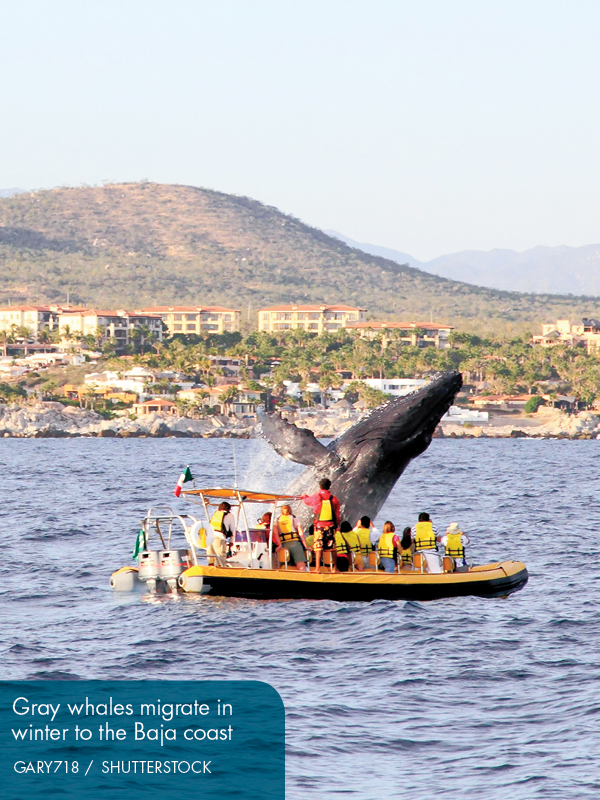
[132,329,600,406]
[1,182,600,335]
[0,381,26,402]
[524,396,546,413]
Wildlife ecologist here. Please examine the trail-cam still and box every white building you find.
[362,379,428,396]
[441,406,489,424]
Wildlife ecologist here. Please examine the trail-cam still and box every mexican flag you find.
[132,529,146,560]
[174,465,194,497]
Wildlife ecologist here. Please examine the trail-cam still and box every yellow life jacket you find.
[319,498,333,523]
[210,510,226,533]
[353,525,372,557]
[377,531,396,559]
[342,529,361,553]
[400,546,413,564]
[445,532,465,558]
[414,521,436,551]
[335,531,349,556]
[278,514,299,542]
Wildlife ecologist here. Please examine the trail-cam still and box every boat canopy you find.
[182,487,300,503]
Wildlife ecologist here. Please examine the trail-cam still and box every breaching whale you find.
[260,371,462,526]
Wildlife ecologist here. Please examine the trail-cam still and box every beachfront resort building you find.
[258,305,366,333]
[0,304,75,337]
[533,319,600,354]
[140,306,240,335]
[346,320,454,349]
[57,309,163,349]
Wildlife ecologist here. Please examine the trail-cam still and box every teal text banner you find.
[0,680,284,800]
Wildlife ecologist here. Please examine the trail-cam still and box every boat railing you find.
[142,507,200,560]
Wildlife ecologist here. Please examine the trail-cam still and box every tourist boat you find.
[109,487,528,601]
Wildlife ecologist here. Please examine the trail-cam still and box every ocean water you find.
[1,437,600,799]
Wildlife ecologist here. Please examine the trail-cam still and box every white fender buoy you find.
[189,520,212,550]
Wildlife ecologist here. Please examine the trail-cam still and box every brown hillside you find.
[0,182,598,333]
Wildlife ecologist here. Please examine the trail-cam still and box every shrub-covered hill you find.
[0,182,598,333]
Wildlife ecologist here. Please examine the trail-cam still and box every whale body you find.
[260,371,462,526]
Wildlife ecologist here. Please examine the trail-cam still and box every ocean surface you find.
[1,437,600,799]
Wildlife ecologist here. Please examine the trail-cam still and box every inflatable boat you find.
[109,487,528,601]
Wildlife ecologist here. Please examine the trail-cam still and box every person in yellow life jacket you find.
[377,521,400,572]
[411,512,442,574]
[399,526,415,571]
[275,504,308,571]
[351,515,376,571]
[440,522,471,572]
[302,478,341,573]
[207,501,236,567]
[335,521,353,572]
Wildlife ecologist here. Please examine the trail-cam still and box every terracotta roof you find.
[140,306,238,313]
[346,321,453,330]
[136,397,176,406]
[471,394,535,402]
[0,305,52,312]
[261,304,365,312]
[60,309,161,319]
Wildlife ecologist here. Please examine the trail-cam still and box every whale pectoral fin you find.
[260,412,339,468]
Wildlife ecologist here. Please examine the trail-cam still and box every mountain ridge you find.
[327,231,600,296]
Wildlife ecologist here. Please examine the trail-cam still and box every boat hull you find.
[179,561,528,602]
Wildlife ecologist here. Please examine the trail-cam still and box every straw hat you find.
[446,522,462,535]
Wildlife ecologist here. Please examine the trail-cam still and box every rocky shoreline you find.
[0,402,255,438]
[1,402,600,440]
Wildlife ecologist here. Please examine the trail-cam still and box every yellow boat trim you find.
[112,566,139,575]
[181,561,525,586]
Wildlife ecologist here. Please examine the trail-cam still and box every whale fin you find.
[259,412,340,469]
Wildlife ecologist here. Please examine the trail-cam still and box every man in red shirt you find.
[302,478,341,573]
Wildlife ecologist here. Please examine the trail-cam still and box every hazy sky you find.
[1,0,599,260]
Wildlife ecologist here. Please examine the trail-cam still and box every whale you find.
[259,371,463,526]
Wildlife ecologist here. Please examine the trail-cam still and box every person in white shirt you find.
[207,501,236,567]
[440,522,471,571]
[411,512,442,573]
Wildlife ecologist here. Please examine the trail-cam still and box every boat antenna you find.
[232,440,238,488]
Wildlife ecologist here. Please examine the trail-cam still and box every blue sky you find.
[1,0,599,259]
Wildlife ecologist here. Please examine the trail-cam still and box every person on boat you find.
[302,478,340,573]
[440,522,471,572]
[304,524,314,567]
[352,516,375,571]
[399,526,415,571]
[275,504,308,571]
[377,521,399,573]
[335,521,352,572]
[207,501,236,567]
[342,519,365,571]
[411,512,442,573]
[257,511,282,562]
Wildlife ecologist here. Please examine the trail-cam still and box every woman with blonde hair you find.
[377,521,399,573]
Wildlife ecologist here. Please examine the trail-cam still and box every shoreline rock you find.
[0,402,255,439]
[2,401,600,441]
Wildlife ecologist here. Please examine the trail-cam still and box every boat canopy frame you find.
[182,488,301,569]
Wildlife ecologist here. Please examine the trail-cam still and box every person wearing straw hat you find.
[440,523,471,572]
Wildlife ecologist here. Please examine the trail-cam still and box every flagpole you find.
[232,441,238,489]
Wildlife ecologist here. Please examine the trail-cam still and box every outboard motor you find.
[138,550,161,593]
[159,549,192,593]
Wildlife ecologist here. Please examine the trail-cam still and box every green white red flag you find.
[174,466,193,497]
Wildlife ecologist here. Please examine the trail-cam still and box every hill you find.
[328,230,600,296]
[1,182,599,334]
